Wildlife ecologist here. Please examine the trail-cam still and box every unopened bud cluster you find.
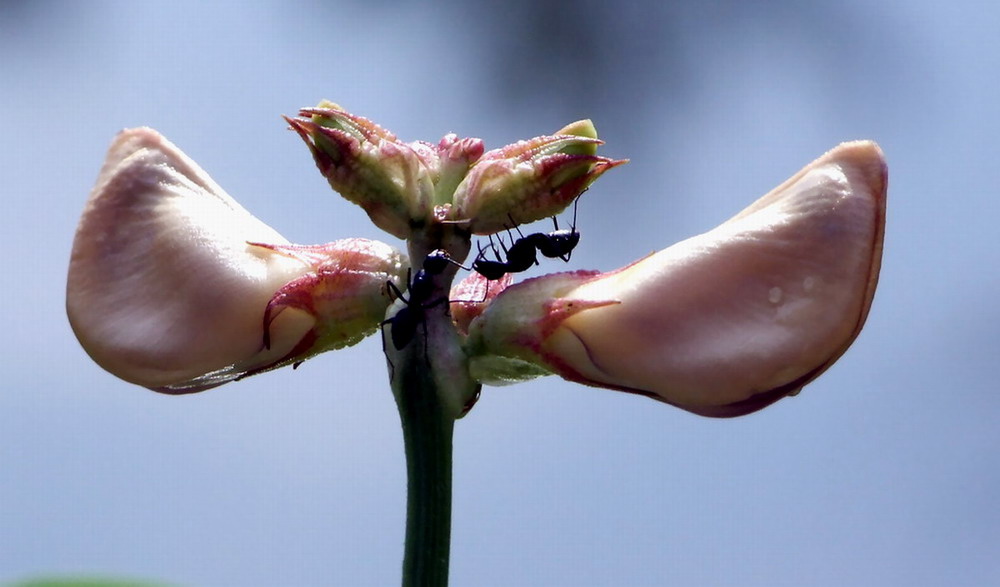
[287,101,626,239]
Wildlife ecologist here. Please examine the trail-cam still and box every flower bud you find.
[436,133,486,206]
[450,121,627,235]
[286,102,439,239]
[466,141,887,416]
[67,128,406,393]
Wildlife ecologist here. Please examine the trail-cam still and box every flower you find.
[70,110,882,419]
[449,119,628,235]
[67,128,406,393]
[465,141,887,417]
[286,102,461,239]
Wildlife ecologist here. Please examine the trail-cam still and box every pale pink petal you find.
[67,128,312,390]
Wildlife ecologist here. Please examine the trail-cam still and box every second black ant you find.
[380,249,452,354]
[470,198,581,281]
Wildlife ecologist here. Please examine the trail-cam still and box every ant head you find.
[535,197,582,261]
[423,249,452,274]
[558,231,580,248]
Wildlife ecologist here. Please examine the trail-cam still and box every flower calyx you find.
[450,120,628,235]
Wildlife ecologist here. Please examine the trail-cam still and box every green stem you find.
[396,375,455,587]
[388,230,478,587]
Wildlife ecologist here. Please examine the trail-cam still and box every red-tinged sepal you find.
[286,102,436,238]
[253,238,407,360]
[451,120,628,234]
[463,270,616,385]
[156,239,407,394]
[436,133,485,205]
[448,270,514,337]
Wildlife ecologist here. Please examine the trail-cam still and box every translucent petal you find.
[555,141,886,416]
[67,128,311,390]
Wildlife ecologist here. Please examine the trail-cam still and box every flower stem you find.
[395,369,455,587]
[388,232,478,587]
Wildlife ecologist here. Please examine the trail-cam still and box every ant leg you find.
[380,274,409,381]
[506,213,519,232]
[379,316,396,380]
[448,278,491,306]
[565,197,580,261]
[475,240,489,264]
[492,232,510,260]
[479,279,490,304]
[505,213,528,242]
[386,278,409,305]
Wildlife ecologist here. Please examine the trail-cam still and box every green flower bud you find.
[450,121,627,235]
[286,103,433,239]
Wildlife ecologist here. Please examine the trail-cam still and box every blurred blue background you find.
[2,1,997,585]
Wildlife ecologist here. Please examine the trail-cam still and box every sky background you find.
[2,1,998,585]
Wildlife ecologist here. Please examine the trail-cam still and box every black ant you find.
[470,231,534,280]
[470,198,581,281]
[380,249,452,354]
